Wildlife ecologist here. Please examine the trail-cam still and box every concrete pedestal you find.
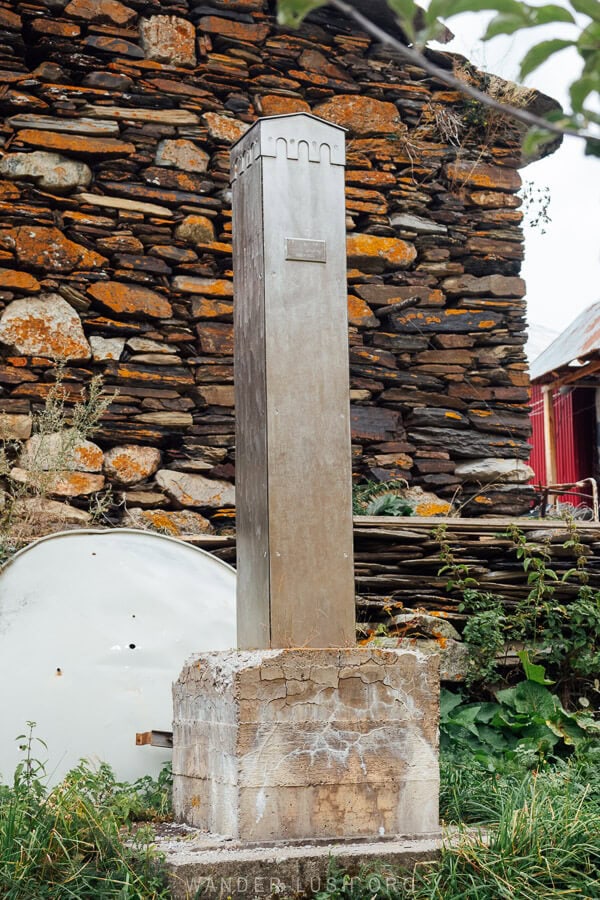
[172,648,439,844]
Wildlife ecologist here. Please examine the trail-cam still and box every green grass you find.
[2,728,598,899]
[0,728,170,899]
[318,746,600,899]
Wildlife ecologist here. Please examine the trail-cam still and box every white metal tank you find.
[0,529,236,784]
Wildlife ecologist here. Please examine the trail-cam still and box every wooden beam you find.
[542,386,558,491]
[548,356,600,390]
[136,730,173,748]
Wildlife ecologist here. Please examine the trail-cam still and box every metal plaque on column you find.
[231,113,355,650]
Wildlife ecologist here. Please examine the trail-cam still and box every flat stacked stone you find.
[0,0,555,530]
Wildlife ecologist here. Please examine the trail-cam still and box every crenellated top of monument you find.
[231,113,347,181]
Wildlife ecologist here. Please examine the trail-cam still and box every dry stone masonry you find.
[0,0,552,531]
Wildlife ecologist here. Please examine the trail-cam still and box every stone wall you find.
[0,0,546,533]
[193,515,600,681]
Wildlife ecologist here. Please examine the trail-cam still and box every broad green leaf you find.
[387,0,418,24]
[520,38,574,78]
[277,0,325,27]
[513,680,557,719]
[522,127,554,157]
[518,649,555,684]
[570,0,600,22]
[570,74,600,111]
[477,724,512,749]
[517,723,558,750]
[584,137,600,158]
[578,21,600,51]
[495,686,519,709]
[476,702,502,723]
[545,717,585,745]
[427,0,523,23]
[450,704,483,727]
[440,689,463,719]
[485,12,533,37]
[532,3,577,25]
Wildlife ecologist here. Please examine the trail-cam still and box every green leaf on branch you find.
[427,0,523,24]
[570,73,600,111]
[531,4,577,25]
[387,0,418,30]
[585,136,600,155]
[578,21,600,52]
[484,12,531,39]
[570,0,600,22]
[277,0,325,27]
[520,38,574,78]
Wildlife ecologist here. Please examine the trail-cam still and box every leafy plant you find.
[352,479,414,516]
[436,523,600,699]
[0,370,113,564]
[0,726,170,898]
[435,524,507,685]
[440,665,600,770]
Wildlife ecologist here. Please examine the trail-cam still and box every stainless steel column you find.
[231,114,355,649]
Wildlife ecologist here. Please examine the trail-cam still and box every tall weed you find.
[0,725,169,899]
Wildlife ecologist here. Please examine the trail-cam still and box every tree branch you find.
[330,0,591,145]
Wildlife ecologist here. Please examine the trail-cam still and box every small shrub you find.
[0,724,169,898]
[0,369,113,565]
[352,480,414,517]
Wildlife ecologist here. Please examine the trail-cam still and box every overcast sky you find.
[434,11,600,353]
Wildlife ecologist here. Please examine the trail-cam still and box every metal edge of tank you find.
[0,528,237,576]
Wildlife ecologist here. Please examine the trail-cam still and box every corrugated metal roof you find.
[530,301,600,381]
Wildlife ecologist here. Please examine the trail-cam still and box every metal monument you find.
[231,113,355,650]
[172,115,439,861]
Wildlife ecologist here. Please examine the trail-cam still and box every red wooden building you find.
[529,302,600,515]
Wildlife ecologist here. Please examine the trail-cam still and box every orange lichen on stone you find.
[31,18,81,36]
[0,180,19,199]
[198,16,269,42]
[346,234,416,272]
[16,129,136,157]
[0,270,41,291]
[259,95,310,116]
[8,226,106,273]
[104,444,161,484]
[173,276,234,297]
[314,95,404,136]
[191,298,234,319]
[140,15,197,67]
[10,467,105,496]
[414,500,451,516]
[348,295,378,328]
[203,112,250,144]
[444,411,462,420]
[75,444,104,471]
[445,160,521,192]
[65,0,136,25]
[87,282,173,318]
[346,169,396,187]
[0,294,91,361]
